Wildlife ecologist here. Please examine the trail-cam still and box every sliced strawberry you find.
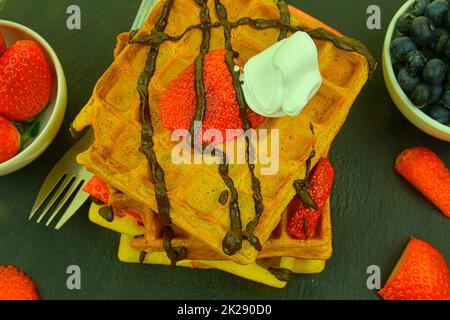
[395,147,450,218]
[0,114,20,164]
[84,176,145,226]
[160,49,266,144]
[0,32,6,57]
[83,176,110,204]
[287,158,334,240]
[0,40,52,121]
[379,237,450,300]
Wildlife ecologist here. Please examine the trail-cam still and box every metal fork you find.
[29,0,156,229]
[29,130,94,229]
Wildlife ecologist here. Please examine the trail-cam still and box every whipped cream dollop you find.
[241,31,323,118]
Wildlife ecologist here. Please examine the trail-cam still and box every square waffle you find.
[88,192,332,261]
[87,201,328,288]
[72,0,369,265]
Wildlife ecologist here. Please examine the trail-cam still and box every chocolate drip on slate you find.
[136,0,187,265]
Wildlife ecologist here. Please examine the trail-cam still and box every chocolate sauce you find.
[293,149,318,210]
[189,0,211,144]
[276,0,290,41]
[136,0,187,264]
[268,267,293,282]
[215,0,264,255]
[219,190,229,205]
[139,251,147,264]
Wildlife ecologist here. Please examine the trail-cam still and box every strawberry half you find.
[0,40,52,121]
[287,158,334,240]
[0,32,6,57]
[160,49,266,144]
[83,176,143,225]
[378,237,450,300]
[83,176,110,204]
[0,114,20,164]
[395,147,450,218]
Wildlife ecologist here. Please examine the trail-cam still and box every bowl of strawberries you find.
[0,20,67,176]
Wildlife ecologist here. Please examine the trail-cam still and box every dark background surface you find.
[0,0,448,300]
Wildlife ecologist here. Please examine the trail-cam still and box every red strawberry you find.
[0,40,52,121]
[84,176,144,225]
[160,49,265,144]
[287,158,334,240]
[378,237,450,300]
[0,114,20,164]
[0,32,6,57]
[83,176,110,204]
[395,147,450,218]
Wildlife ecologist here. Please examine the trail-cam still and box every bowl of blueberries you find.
[383,0,450,142]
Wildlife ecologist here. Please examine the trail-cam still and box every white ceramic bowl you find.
[0,20,67,176]
[383,0,450,142]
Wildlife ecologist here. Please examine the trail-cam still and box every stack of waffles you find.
[72,0,369,288]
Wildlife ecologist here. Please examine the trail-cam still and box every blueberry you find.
[445,38,450,59]
[410,83,431,107]
[397,13,416,34]
[411,16,436,46]
[393,62,406,74]
[430,84,444,103]
[441,89,450,108]
[406,50,427,73]
[410,0,430,16]
[445,10,450,30]
[427,103,450,123]
[425,0,449,25]
[391,37,418,62]
[398,67,421,92]
[432,28,449,55]
[422,45,437,60]
[422,58,448,84]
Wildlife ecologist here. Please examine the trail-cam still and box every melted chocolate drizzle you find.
[189,0,211,145]
[136,0,187,265]
[215,0,264,254]
[133,0,376,263]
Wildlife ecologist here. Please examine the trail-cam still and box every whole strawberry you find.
[0,32,6,57]
[379,238,450,300]
[0,265,40,300]
[160,49,265,144]
[287,158,334,240]
[0,40,52,121]
[0,114,20,164]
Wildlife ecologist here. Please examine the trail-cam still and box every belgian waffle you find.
[88,202,328,288]
[72,0,369,265]
[88,193,332,261]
